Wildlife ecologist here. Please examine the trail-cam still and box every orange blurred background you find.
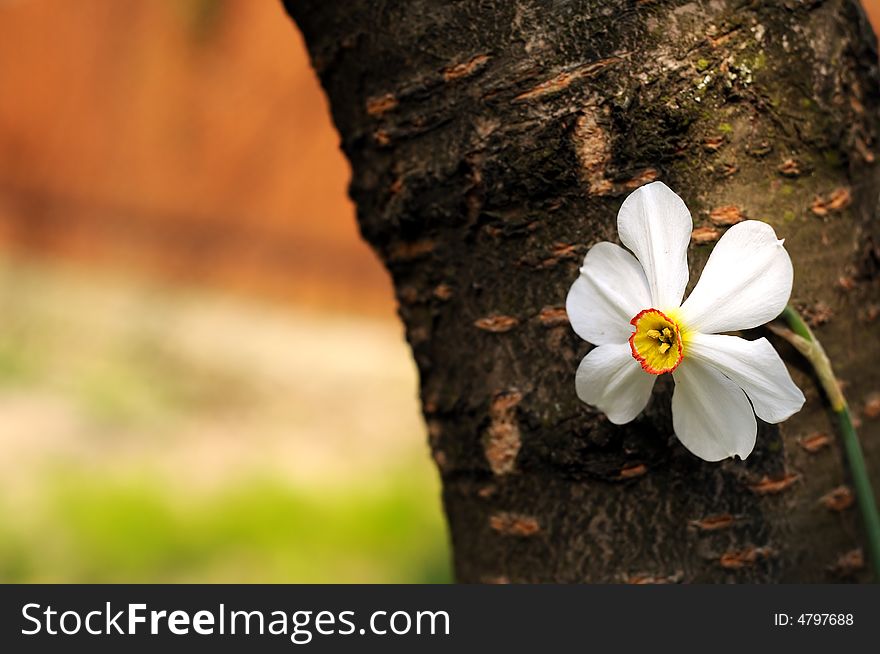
[0,0,448,583]
[0,0,393,317]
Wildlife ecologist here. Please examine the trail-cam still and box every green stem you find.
[777,305,880,580]
[779,305,813,342]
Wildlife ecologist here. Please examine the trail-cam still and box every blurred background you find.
[1,0,879,585]
[0,0,448,583]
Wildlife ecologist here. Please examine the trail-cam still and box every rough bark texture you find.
[285,0,880,582]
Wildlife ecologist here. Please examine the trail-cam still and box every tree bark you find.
[284,0,880,582]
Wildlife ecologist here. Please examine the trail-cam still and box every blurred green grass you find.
[0,469,449,583]
[0,257,451,583]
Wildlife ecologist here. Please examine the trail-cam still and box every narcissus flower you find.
[566,181,804,461]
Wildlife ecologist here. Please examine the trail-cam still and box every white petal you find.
[575,343,656,424]
[671,358,757,461]
[617,181,692,310]
[687,333,805,423]
[679,220,793,334]
[566,241,652,345]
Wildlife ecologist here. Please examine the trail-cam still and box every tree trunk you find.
[283,0,880,582]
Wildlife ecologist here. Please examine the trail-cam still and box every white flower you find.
[566,181,804,461]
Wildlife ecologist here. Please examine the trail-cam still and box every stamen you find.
[629,308,685,375]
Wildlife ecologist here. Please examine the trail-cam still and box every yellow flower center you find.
[629,308,685,375]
